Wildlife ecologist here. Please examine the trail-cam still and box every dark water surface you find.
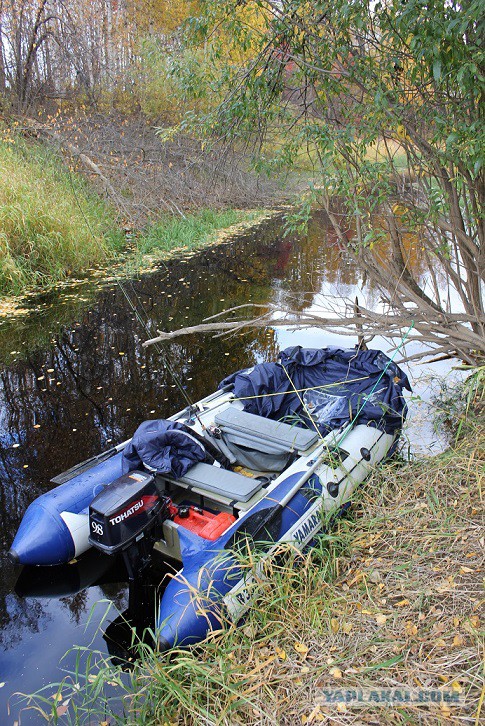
[0,212,448,722]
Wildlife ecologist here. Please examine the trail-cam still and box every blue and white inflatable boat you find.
[10,345,410,650]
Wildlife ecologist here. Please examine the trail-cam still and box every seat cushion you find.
[174,462,263,503]
[214,406,318,453]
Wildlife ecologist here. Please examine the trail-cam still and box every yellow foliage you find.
[126,0,201,34]
[216,2,271,64]
[396,124,410,141]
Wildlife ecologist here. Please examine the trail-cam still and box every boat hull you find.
[157,424,395,648]
[10,342,409,653]
[10,451,124,566]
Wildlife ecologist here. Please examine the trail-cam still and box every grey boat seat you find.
[166,462,263,503]
[214,405,318,454]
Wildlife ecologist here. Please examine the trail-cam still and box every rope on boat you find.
[332,322,415,449]
[274,323,415,450]
[231,376,371,401]
[280,364,326,443]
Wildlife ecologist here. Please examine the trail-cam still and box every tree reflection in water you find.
[0,211,365,714]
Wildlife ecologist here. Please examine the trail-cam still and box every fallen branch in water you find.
[142,302,485,365]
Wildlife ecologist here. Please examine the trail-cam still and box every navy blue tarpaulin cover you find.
[122,420,207,478]
[219,346,411,435]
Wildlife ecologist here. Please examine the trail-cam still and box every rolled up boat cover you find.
[122,420,208,478]
[219,346,411,435]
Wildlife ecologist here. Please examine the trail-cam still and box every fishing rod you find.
[67,170,205,428]
[116,279,202,417]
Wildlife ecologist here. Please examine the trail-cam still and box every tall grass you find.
[136,208,264,257]
[0,128,120,296]
[0,129,267,298]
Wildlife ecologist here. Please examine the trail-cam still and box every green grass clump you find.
[137,208,265,257]
[0,128,120,296]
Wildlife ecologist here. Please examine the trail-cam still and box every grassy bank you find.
[135,208,269,260]
[0,126,271,300]
[0,128,121,296]
[25,378,484,725]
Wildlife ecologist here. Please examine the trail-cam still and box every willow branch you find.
[142,303,485,364]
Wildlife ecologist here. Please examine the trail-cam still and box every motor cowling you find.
[88,470,170,555]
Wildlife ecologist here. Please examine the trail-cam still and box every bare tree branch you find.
[142,302,485,365]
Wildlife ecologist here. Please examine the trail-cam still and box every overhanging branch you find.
[142,303,485,365]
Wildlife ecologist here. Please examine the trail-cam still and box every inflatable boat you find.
[10,345,410,650]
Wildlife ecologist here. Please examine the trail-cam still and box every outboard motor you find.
[88,470,171,582]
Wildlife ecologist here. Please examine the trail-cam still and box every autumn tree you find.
[161,0,484,362]
[0,0,141,109]
[0,0,55,108]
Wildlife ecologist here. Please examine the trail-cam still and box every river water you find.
[0,212,462,722]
